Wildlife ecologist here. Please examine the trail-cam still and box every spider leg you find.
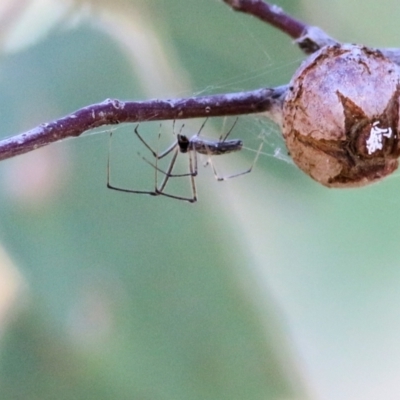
[135,124,178,160]
[156,190,197,203]
[107,130,157,195]
[157,147,179,193]
[107,126,179,196]
[139,127,197,202]
[134,124,158,157]
[188,149,198,202]
[138,149,195,177]
[107,123,200,203]
[217,141,263,181]
[194,118,209,138]
[175,121,185,136]
[151,127,196,191]
[220,117,238,141]
[208,141,264,181]
[156,149,198,203]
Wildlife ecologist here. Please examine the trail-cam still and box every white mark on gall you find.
[366,121,393,154]
[282,44,400,187]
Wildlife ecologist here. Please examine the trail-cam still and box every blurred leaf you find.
[2,1,400,399]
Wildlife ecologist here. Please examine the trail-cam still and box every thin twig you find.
[222,0,338,53]
[0,86,287,161]
[223,0,306,39]
[223,0,400,64]
[7,0,399,164]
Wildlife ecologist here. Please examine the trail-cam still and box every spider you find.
[107,119,262,203]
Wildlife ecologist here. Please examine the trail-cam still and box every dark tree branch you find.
[3,0,400,164]
[0,86,287,161]
[222,0,338,53]
[222,0,400,64]
[223,0,306,39]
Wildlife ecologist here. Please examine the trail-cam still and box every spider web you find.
[83,0,305,196]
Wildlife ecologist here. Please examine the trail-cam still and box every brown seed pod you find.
[282,44,400,187]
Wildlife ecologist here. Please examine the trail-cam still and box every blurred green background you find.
[0,0,400,399]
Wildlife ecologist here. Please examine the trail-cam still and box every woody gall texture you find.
[282,44,400,187]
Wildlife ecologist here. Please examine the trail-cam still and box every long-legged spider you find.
[107,119,262,203]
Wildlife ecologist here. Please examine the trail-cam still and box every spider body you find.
[177,133,243,156]
[107,119,261,203]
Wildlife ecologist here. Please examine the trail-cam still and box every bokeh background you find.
[0,0,400,399]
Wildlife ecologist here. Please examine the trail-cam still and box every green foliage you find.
[0,0,399,399]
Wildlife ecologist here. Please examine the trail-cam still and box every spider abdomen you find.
[190,137,243,156]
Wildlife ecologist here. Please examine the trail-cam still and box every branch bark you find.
[0,86,287,162]
[4,0,400,163]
